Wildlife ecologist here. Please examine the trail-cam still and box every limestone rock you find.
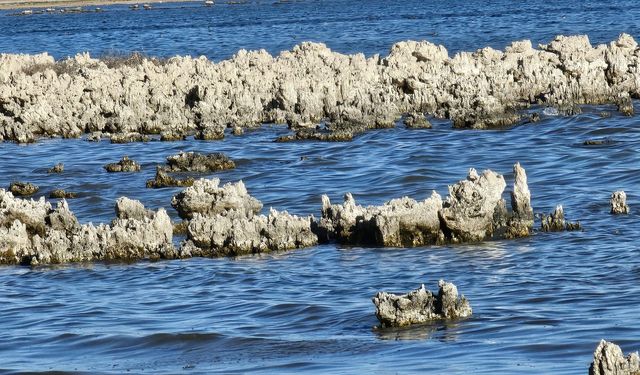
[590,340,640,375]
[540,205,581,232]
[9,182,39,196]
[104,156,141,173]
[162,151,235,172]
[47,163,64,174]
[439,169,507,242]
[145,167,194,188]
[372,280,472,328]
[115,197,154,220]
[610,191,629,214]
[171,178,262,220]
[49,189,77,199]
[506,162,534,238]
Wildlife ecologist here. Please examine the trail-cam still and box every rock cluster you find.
[161,151,235,172]
[319,163,533,247]
[372,280,472,328]
[1,34,639,142]
[540,205,581,232]
[0,189,175,265]
[610,190,629,214]
[590,340,640,375]
[104,156,141,172]
[173,178,317,257]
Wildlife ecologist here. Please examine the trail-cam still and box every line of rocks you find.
[1,34,639,142]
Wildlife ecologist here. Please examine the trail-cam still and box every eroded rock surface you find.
[540,205,582,232]
[372,280,472,328]
[162,151,235,172]
[104,156,141,172]
[173,178,316,257]
[610,191,629,214]
[171,178,262,220]
[49,189,77,199]
[590,340,640,375]
[146,167,194,188]
[0,190,175,265]
[2,34,640,142]
[47,163,64,174]
[9,182,39,196]
[320,164,533,246]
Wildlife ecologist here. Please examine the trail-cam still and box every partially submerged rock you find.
[275,129,354,142]
[9,182,39,196]
[182,208,317,257]
[319,164,534,246]
[145,167,194,188]
[4,35,640,142]
[0,190,175,265]
[372,280,472,328]
[49,189,77,199]
[174,178,317,257]
[171,178,262,220]
[403,112,432,129]
[439,168,507,242]
[540,205,581,232]
[115,197,154,220]
[47,163,64,174]
[104,156,141,172]
[610,191,629,214]
[162,151,235,172]
[589,340,640,375]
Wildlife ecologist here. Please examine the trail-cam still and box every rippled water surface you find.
[2,1,640,374]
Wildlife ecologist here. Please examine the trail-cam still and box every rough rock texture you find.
[372,280,472,328]
[162,151,235,172]
[145,167,195,188]
[540,205,582,232]
[49,189,77,199]
[115,197,154,220]
[104,156,141,172]
[0,190,175,265]
[47,163,64,174]
[319,191,443,246]
[276,129,355,142]
[590,340,640,375]
[9,182,39,196]
[610,190,630,214]
[171,178,262,220]
[506,162,534,238]
[320,164,534,246]
[439,168,507,242]
[181,208,317,257]
[403,112,432,129]
[2,34,640,142]
[172,178,316,257]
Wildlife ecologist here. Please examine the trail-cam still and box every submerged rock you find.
[104,156,141,173]
[47,163,64,174]
[145,167,195,188]
[610,191,629,214]
[403,112,432,129]
[590,340,640,375]
[372,280,472,328]
[540,205,581,232]
[3,35,640,142]
[275,129,355,142]
[9,182,39,196]
[162,151,235,172]
[0,190,175,265]
[49,189,77,199]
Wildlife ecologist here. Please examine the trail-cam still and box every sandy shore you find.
[0,0,198,10]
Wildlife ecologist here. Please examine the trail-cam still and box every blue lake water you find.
[1,1,640,373]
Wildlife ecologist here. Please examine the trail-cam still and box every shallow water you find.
[2,1,640,374]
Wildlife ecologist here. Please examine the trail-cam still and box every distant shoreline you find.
[0,0,199,11]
